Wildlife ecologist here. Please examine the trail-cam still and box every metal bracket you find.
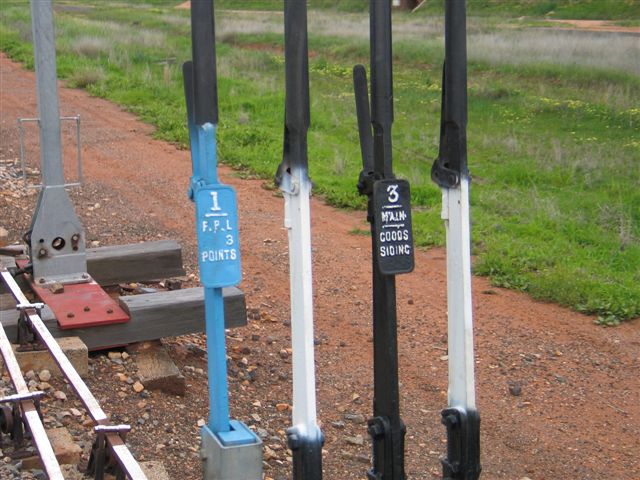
[0,391,46,448]
[34,272,91,288]
[87,425,131,480]
[441,407,481,480]
[276,166,301,196]
[358,170,383,198]
[287,427,324,480]
[0,404,24,447]
[16,302,45,312]
[0,391,47,404]
[366,415,406,480]
[431,159,460,189]
[17,309,37,347]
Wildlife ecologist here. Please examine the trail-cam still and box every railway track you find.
[0,269,147,480]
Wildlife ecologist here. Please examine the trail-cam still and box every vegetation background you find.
[1,0,638,323]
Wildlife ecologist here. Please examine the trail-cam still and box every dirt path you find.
[545,19,640,34]
[1,53,639,479]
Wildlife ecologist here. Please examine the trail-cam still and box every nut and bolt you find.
[368,423,384,438]
[106,309,113,314]
[67,312,75,318]
[83,306,91,312]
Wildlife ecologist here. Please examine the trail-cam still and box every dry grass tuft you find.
[69,66,105,88]
[72,35,110,57]
[468,29,640,75]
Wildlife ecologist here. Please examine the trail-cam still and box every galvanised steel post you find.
[28,0,87,284]
[354,1,415,479]
[183,2,262,478]
[431,1,482,479]
[275,1,324,478]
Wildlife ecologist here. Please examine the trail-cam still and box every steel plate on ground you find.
[30,279,129,329]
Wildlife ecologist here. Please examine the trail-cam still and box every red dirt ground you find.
[1,53,639,479]
[544,19,640,34]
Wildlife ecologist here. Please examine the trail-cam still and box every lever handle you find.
[190,0,218,125]
[284,0,310,138]
[276,0,310,188]
[432,0,468,189]
[353,65,374,174]
[182,61,195,130]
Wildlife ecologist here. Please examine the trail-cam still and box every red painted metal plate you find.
[29,279,129,330]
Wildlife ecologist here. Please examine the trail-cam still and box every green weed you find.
[1,1,638,323]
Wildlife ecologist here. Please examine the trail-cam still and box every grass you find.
[467,30,640,75]
[414,0,640,20]
[0,1,638,324]
[210,0,640,20]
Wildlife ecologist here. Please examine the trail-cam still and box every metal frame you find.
[430,1,481,478]
[18,115,83,189]
[1,270,147,480]
[275,1,324,478]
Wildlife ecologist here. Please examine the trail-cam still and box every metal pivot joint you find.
[287,427,325,480]
[432,2,481,479]
[183,1,261,479]
[352,2,414,479]
[277,1,324,479]
[441,408,481,480]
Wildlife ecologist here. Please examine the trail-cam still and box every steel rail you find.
[1,270,147,479]
[0,322,64,480]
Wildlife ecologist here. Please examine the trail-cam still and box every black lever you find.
[431,0,468,189]
[276,0,311,188]
[353,2,409,479]
[353,64,375,196]
[190,0,218,125]
[432,2,481,479]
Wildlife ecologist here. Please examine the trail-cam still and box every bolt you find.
[38,278,45,284]
[38,248,47,258]
[84,306,90,312]
[444,414,458,427]
[81,273,89,279]
[287,433,300,450]
[106,309,113,314]
[67,313,75,318]
[368,423,384,438]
